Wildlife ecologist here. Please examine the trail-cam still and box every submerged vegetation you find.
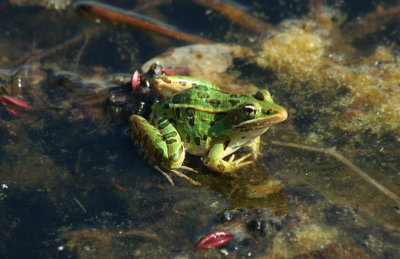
[0,0,399,258]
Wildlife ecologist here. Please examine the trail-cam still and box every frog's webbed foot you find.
[227,153,253,165]
[226,153,254,171]
[202,142,254,173]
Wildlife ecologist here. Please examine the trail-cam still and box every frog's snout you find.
[276,108,288,122]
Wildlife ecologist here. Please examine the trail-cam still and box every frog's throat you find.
[235,109,287,131]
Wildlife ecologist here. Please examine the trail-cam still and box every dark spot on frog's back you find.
[172,93,184,104]
[195,85,207,91]
[189,119,195,127]
[166,138,177,144]
[158,122,168,130]
[157,117,169,130]
[229,99,240,106]
[209,99,221,107]
[214,112,227,121]
[230,94,241,98]
[175,108,181,119]
[163,131,178,140]
[194,137,201,146]
[197,91,210,99]
[157,117,168,125]
[169,118,177,125]
[186,107,195,118]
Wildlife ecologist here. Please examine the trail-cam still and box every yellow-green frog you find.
[129,76,287,173]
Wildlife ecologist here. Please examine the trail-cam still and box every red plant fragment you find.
[161,68,173,75]
[131,70,140,90]
[111,179,124,191]
[195,231,233,249]
[0,95,31,116]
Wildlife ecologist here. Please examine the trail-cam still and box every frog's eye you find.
[244,104,258,118]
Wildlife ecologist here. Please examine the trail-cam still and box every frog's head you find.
[232,89,287,134]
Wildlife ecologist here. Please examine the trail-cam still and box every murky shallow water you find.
[0,1,399,258]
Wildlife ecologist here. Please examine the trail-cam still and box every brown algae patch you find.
[257,15,400,133]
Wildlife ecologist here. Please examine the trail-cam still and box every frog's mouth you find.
[236,109,288,131]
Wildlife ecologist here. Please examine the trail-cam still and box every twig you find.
[72,195,88,213]
[74,1,214,44]
[72,32,90,73]
[133,0,173,12]
[75,148,83,174]
[118,229,161,241]
[8,29,99,68]
[271,140,400,206]
[191,0,273,34]
[343,5,400,41]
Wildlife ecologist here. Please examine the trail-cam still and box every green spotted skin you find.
[151,75,219,97]
[129,76,287,173]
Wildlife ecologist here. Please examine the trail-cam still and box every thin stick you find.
[343,6,400,41]
[72,195,88,213]
[75,1,214,44]
[271,140,400,205]
[7,29,98,68]
[75,148,83,174]
[191,0,273,34]
[133,0,173,12]
[72,33,90,72]
[118,229,161,241]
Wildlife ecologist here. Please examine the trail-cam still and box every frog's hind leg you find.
[130,115,200,185]
[129,115,185,170]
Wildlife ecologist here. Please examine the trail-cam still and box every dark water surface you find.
[0,0,399,258]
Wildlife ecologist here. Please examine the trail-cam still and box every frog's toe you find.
[202,153,254,173]
[170,169,201,186]
[234,153,252,164]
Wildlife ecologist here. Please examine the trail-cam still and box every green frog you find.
[128,76,287,174]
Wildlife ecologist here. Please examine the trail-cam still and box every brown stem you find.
[191,0,272,35]
[342,5,400,41]
[133,0,173,12]
[75,1,214,44]
[7,29,97,67]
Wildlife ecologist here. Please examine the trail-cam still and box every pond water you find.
[0,0,399,258]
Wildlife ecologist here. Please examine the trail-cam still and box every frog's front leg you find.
[129,115,185,170]
[201,140,253,173]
